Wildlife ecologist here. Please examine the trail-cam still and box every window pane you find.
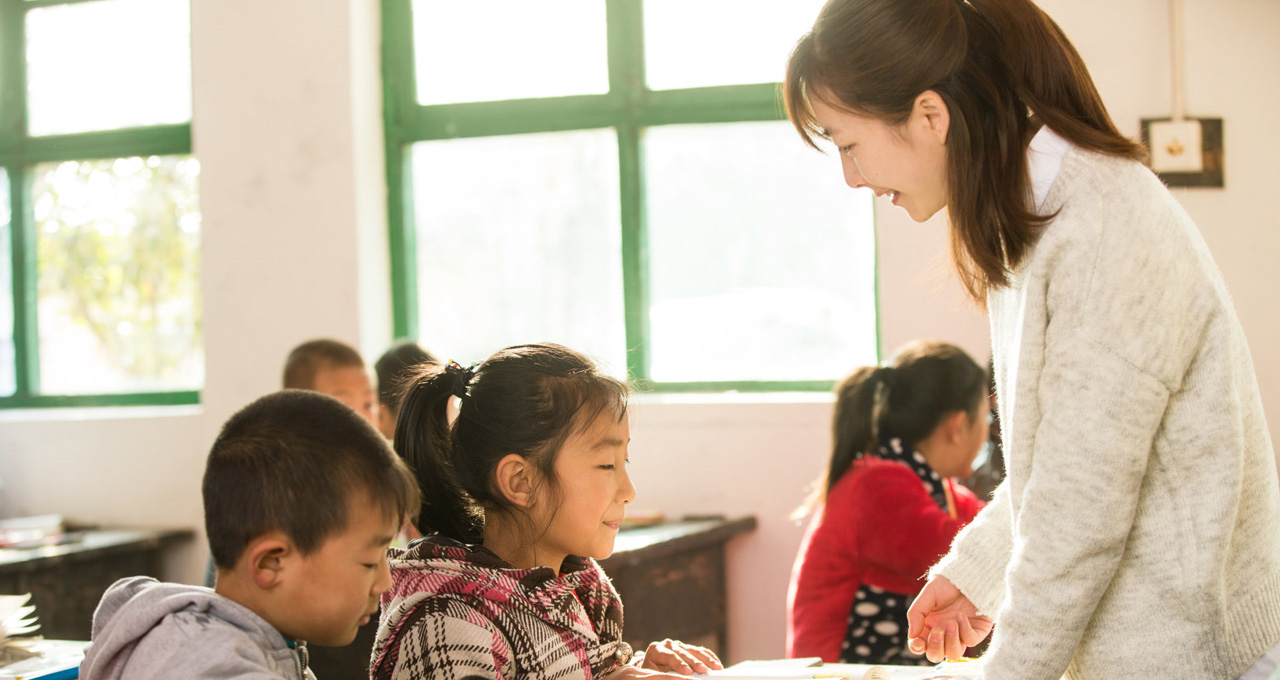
[412,0,608,105]
[0,168,13,397]
[644,121,876,383]
[33,156,203,395]
[411,130,625,374]
[26,0,192,136]
[644,0,827,90]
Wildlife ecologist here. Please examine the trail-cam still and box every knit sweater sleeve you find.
[931,478,1014,615]
[939,159,1205,680]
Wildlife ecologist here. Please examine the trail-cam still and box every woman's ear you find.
[913,89,950,145]
[244,532,293,590]
[494,453,537,508]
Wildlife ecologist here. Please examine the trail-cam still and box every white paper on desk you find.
[696,658,833,680]
[701,659,983,680]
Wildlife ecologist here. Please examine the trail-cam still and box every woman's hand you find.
[906,575,993,662]
[635,639,724,675]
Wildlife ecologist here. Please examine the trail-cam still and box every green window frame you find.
[382,0,879,392]
[0,0,197,409]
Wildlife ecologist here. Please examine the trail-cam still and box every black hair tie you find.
[445,360,476,399]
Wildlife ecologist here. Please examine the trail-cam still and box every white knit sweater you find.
[932,143,1280,679]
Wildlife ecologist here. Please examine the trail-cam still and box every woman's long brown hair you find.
[784,0,1144,302]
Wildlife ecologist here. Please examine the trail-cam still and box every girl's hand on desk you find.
[634,638,724,675]
[906,575,993,662]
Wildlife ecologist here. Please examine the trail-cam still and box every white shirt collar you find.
[1026,125,1071,210]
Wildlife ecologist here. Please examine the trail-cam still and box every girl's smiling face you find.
[527,411,635,572]
[809,90,951,223]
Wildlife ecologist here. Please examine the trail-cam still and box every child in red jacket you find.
[787,341,989,665]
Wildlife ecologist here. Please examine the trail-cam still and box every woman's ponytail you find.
[967,0,1143,161]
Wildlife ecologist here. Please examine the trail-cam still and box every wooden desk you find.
[0,528,193,640]
[598,516,757,661]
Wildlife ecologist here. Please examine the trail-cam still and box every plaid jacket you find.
[370,537,628,680]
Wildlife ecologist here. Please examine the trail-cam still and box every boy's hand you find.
[906,575,993,662]
[635,639,724,675]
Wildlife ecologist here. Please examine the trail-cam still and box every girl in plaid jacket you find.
[371,343,722,680]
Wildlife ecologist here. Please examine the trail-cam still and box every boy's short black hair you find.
[282,338,365,389]
[374,340,437,411]
[203,390,420,569]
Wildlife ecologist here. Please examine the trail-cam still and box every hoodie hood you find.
[81,576,310,680]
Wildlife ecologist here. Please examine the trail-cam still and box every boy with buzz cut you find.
[284,338,378,425]
[80,390,420,680]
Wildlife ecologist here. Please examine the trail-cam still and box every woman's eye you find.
[599,464,615,470]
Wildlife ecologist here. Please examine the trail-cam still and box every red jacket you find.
[786,456,984,662]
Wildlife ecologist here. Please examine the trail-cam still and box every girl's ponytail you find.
[395,363,483,543]
[793,365,885,518]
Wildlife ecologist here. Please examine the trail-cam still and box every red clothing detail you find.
[786,457,984,662]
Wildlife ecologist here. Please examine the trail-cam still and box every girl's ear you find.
[913,89,950,145]
[494,453,537,507]
[943,410,968,444]
[244,531,293,590]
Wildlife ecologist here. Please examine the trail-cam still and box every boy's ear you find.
[493,453,536,508]
[244,531,295,590]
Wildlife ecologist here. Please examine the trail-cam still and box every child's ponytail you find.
[794,365,885,519]
[394,362,483,543]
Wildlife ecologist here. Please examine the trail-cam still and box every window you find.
[383,0,877,391]
[0,0,201,408]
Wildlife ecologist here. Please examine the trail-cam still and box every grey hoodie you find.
[80,576,315,680]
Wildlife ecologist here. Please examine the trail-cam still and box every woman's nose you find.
[841,154,866,189]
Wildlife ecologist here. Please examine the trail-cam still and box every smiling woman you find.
[806,94,950,223]
[784,0,1280,678]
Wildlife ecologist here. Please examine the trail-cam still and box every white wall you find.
[0,0,1276,667]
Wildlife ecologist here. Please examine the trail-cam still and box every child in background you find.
[284,338,378,424]
[374,340,437,440]
[81,391,420,680]
[372,343,723,680]
[787,341,988,665]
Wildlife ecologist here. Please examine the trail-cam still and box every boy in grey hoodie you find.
[80,390,420,680]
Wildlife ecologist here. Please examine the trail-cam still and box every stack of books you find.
[0,516,83,551]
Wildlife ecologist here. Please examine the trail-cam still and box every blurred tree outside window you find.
[0,0,200,408]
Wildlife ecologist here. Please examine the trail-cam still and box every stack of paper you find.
[0,594,40,666]
[700,657,984,680]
